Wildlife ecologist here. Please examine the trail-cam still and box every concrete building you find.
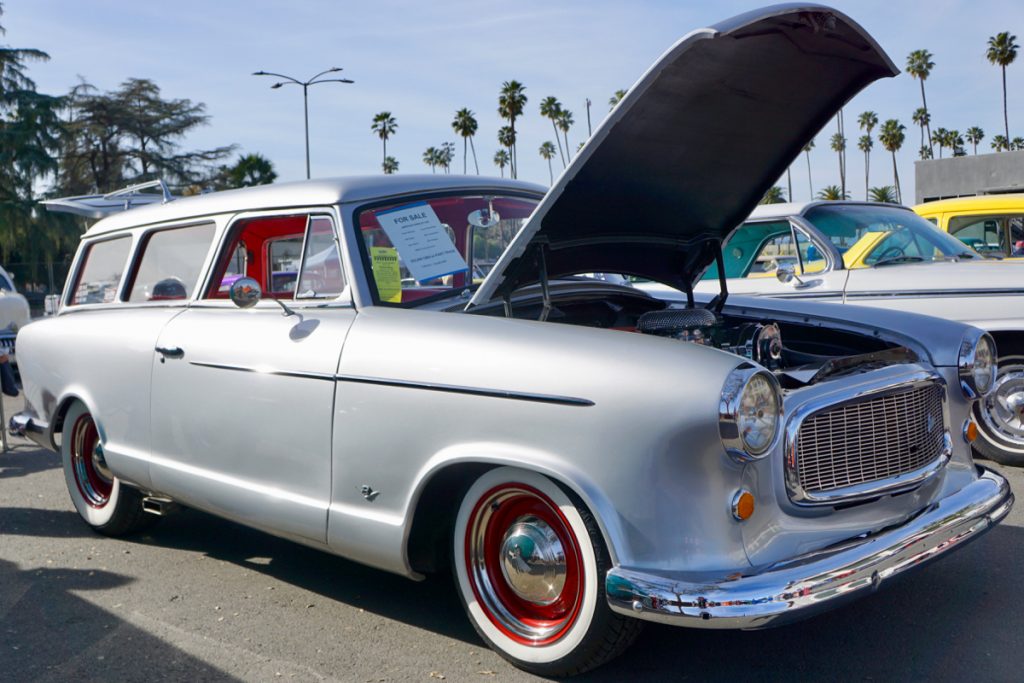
[915,150,1024,203]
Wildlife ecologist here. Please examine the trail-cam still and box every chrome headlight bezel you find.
[719,365,783,462]
[958,331,997,399]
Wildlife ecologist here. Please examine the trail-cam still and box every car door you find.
[149,209,354,544]
[695,218,849,300]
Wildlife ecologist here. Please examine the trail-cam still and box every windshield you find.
[804,204,979,266]
[357,194,539,306]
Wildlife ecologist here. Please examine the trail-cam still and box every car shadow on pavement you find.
[117,506,1024,680]
[0,558,242,682]
[134,507,479,646]
[0,442,60,479]
[0,507,99,538]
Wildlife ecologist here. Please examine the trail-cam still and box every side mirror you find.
[776,262,797,284]
[229,277,262,308]
[43,294,60,316]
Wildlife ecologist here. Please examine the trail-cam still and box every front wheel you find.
[61,401,154,536]
[974,354,1024,466]
[453,467,640,676]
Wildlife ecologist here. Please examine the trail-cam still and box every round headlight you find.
[720,367,782,461]
[959,332,997,399]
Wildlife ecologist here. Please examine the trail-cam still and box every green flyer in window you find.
[371,246,401,303]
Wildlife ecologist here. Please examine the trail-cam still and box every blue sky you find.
[7,0,1024,202]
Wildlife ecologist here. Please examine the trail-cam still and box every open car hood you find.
[470,4,897,307]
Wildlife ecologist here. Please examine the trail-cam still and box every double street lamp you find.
[253,67,354,179]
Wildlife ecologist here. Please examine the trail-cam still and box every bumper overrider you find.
[9,411,51,450]
[606,467,1013,629]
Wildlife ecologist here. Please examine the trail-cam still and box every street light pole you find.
[253,67,354,179]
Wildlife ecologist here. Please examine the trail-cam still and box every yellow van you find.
[913,194,1024,258]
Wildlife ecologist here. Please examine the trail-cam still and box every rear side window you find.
[127,223,216,302]
[70,237,132,305]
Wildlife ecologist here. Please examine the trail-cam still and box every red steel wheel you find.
[69,412,113,508]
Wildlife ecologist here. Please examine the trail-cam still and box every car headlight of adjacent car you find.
[958,332,997,399]
[719,366,782,461]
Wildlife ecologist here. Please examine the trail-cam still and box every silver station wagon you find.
[11,5,1014,676]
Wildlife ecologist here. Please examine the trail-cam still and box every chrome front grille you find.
[791,382,947,503]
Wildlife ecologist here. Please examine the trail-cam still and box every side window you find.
[747,232,800,277]
[206,213,343,300]
[297,216,345,298]
[127,223,216,302]
[949,215,1006,256]
[69,236,132,305]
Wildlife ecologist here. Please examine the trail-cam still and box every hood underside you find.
[471,4,897,307]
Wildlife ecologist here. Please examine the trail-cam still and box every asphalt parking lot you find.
[1,392,1022,682]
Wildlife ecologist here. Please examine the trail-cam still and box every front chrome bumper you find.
[9,411,51,450]
[606,466,1013,629]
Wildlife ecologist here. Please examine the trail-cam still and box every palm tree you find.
[830,132,846,196]
[803,139,815,200]
[497,126,515,171]
[382,156,399,174]
[817,185,849,201]
[858,111,879,135]
[911,107,931,152]
[422,146,440,173]
[1013,136,1024,151]
[906,49,935,153]
[451,108,479,174]
[933,127,949,158]
[879,119,906,203]
[493,149,510,178]
[857,135,873,200]
[556,109,574,163]
[949,130,966,156]
[868,186,898,203]
[760,186,786,204]
[371,112,398,170]
[539,96,566,167]
[608,89,627,109]
[987,32,1019,141]
[991,134,1010,151]
[539,141,557,184]
[439,142,455,174]
[498,80,527,178]
[965,127,985,154]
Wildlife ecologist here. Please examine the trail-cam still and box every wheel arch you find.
[50,389,101,448]
[403,450,621,577]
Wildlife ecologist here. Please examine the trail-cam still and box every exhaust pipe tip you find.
[141,496,176,516]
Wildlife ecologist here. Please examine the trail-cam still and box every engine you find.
[637,308,783,368]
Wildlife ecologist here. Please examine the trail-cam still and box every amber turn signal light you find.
[963,420,979,443]
[731,489,755,521]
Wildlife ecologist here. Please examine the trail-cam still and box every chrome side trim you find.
[607,467,1012,629]
[783,368,950,506]
[845,288,1024,299]
[188,360,335,381]
[335,374,594,407]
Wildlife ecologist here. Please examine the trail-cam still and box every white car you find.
[0,264,31,360]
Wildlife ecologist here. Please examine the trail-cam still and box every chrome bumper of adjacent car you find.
[9,411,51,450]
[606,467,1013,629]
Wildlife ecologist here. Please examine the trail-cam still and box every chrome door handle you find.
[155,346,185,361]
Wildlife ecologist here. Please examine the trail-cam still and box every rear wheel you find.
[452,467,640,676]
[974,353,1024,466]
[61,401,154,535]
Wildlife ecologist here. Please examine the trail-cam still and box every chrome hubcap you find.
[499,515,566,605]
[980,362,1024,446]
[70,414,113,508]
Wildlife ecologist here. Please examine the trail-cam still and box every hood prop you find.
[704,241,728,314]
[498,241,553,321]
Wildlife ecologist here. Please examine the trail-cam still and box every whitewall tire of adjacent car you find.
[452,467,640,676]
[975,353,1024,466]
[61,401,153,535]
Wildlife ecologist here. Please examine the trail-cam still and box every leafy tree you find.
[439,141,455,174]
[868,186,898,203]
[556,109,574,163]
[493,149,510,178]
[451,108,478,174]
[539,96,566,167]
[987,32,1019,141]
[906,49,935,153]
[817,185,850,201]
[382,155,399,174]
[879,119,906,203]
[802,139,814,200]
[226,153,276,187]
[608,89,627,109]
[497,125,515,169]
[911,107,930,151]
[933,126,949,158]
[760,186,786,204]
[371,112,397,170]
[498,80,526,178]
[965,126,985,154]
[1013,137,1024,151]
[991,134,1009,151]
[422,146,440,173]
[539,141,556,184]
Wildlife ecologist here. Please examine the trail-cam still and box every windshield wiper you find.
[872,255,925,267]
